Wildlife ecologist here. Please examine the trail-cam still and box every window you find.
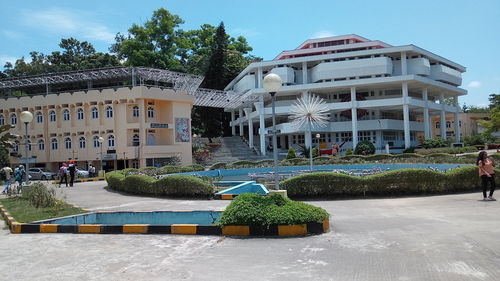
[106,106,113,118]
[108,135,115,147]
[147,107,155,119]
[93,136,100,148]
[0,114,3,125]
[27,140,32,151]
[13,142,19,152]
[63,109,70,121]
[91,107,99,119]
[51,138,58,150]
[132,159,139,169]
[65,137,72,150]
[79,137,86,149]
[132,106,139,117]
[435,121,440,129]
[36,112,43,123]
[132,134,140,146]
[77,108,84,120]
[358,131,371,141]
[49,111,56,122]
[10,113,17,125]
[38,140,45,151]
[340,132,352,142]
[446,121,451,128]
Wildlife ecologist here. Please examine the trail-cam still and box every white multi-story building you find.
[224,34,466,154]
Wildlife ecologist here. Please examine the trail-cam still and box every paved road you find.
[1,181,500,281]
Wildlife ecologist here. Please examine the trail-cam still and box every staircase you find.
[208,136,268,164]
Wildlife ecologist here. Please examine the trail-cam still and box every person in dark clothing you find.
[68,160,76,187]
[477,151,496,201]
[58,163,69,187]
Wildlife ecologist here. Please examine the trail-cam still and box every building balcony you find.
[234,74,256,93]
[310,57,393,82]
[269,66,295,85]
[430,64,462,86]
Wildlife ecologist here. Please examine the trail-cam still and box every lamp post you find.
[263,73,282,189]
[20,111,33,184]
[98,136,104,176]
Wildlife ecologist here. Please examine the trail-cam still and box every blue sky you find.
[0,0,499,106]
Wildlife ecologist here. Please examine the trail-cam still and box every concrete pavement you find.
[1,181,500,280]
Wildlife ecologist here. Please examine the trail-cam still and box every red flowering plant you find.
[193,148,212,165]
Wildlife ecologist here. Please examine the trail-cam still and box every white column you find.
[454,96,461,142]
[422,88,431,139]
[256,99,266,156]
[257,67,263,88]
[401,52,408,75]
[439,93,446,139]
[238,108,244,137]
[302,62,308,84]
[305,130,312,149]
[402,82,410,149]
[350,87,358,149]
[244,108,253,148]
[231,110,236,136]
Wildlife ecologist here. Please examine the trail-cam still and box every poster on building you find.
[175,118,190,142]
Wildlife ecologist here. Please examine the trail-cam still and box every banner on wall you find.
[175,118,190,142]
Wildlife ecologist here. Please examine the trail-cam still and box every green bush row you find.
[105,171,214,198]
[281,166,499,198]
[415,146,478,155]
[218,193,329,226]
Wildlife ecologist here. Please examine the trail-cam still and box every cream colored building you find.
[0,67,214,172]
[428,113,489,141]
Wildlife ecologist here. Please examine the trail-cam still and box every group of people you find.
[1,165,27,194]
[58,160,77,187]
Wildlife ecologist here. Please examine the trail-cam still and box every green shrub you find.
[393,153,423,159]
[424,153,454,158]
[403,147,415,153]
[345,148,353,155]
[280,166,493,198]
[286,147,296,159]
[209,162,227,170]
[218,193,329,226]
[312,147,319,158]
[280,158,308,166]
[22,182,56,208]
[354,140,375,155]
[105,172,214,198]
[231,160,256,167]
[422,137,450,148]
[153,175,214,197]
[364,154,393,161]
[415,146,478,155]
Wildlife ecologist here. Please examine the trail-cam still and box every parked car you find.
[75,168,89,178]
[28,168,57,180]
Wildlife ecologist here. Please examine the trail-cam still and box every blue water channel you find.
[179,163,472,181]
[33,211,222,225]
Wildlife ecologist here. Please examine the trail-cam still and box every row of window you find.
[435,121,462,129]
[0,106,155,125]
[12,134,141,152]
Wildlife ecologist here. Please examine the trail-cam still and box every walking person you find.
[58,163,69,187]
[477,151,496,201]
[15,165,26,189]
[1,166,13,194]
[68,160,76,187]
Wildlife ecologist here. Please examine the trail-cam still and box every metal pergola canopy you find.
[0,66,252,109]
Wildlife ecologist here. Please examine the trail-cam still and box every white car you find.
[75,168,89,178]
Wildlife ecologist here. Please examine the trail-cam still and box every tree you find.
[478,106,500,135]
[489,94,500,109]
[110,8,186,71]
[192,22,228,142]
[0,125,16,166]
[462,103,489,113]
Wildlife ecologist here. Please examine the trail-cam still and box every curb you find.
[213,194,239,200]
[0,206,330,237]
[51,178,105,184]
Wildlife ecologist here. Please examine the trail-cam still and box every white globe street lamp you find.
[20,111,33,184]
[263,73,282,189]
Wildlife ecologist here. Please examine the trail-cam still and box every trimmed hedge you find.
[415,146,478,155]
[218,193,329,226]
[281,166,498,198]
[105,171,214,198]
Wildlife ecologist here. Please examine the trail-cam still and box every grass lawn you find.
[0,197,87,223]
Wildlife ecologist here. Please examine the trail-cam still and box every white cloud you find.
[0,55,18,67]
[21,8,115,43]
[312,30,336,39]
[231,28,261,38]
[467,81,481,88]
[1,30,23,40]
